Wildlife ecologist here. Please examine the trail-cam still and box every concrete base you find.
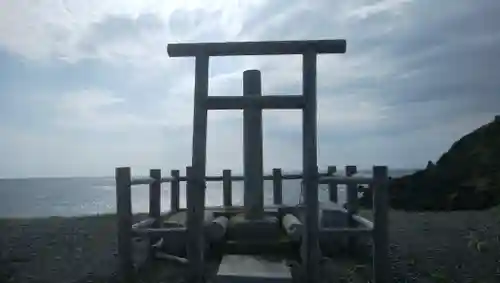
[159,232,187,256]
[215,255,292,283]
[320,209,348,228]
[227,214,281,241]
[319,210,349,254]
[206,216,229,242]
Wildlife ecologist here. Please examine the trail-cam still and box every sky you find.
[0,0,499,178]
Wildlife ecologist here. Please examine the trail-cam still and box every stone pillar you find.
[243,69,264,219]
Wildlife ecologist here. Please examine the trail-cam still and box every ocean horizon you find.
[0,168,417,218]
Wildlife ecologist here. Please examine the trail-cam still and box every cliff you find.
[362,116,500,211]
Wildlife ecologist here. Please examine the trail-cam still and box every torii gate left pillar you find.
[167,40,346,283]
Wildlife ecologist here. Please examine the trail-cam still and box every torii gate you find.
[167,40,347,283]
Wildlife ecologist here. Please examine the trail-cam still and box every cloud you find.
[1,0,500,177]
[346,0,412,20]
[51,89,145,130]
[0,0,264,65]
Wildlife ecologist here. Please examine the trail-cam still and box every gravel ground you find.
[1,208,500,283]
[357,208,500,283]
[0,214,151,283]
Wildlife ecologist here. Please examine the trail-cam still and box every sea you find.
[0,169,416,218]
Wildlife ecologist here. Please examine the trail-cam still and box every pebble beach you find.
[1,208,499,283]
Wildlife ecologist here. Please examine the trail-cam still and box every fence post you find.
[345,165,358,216]
[345,165,358,250]
[186,166,204,282]
[149,169,161,256]
[171,170,180,212]
[223,169,232,207]
[327,166,337,202]
[373,166,390,283]
[272,168,283,205]
[116,167,134,282]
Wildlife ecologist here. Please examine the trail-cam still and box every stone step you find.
[214,255,293,283]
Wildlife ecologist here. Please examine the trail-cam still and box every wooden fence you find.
[115,165,388,282]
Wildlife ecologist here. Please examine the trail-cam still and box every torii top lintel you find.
[167,39,346,57]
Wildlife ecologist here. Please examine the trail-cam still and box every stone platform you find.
[159,204,373,256]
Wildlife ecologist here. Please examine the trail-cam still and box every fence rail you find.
[131,172,373,185]
[122,165,374,219]
[130,177,155,185]
[137,171,336,184]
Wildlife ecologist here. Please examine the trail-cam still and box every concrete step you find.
[214,255,293,283]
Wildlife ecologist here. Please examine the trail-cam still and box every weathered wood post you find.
[345,165,358,250]
[327,166,337,202]
[223,169,232,207]
[149,169,162,256]
[345,165,358,215]
[186,166,206,283]
[116,167,134,282]
[170,170,180,212]
[301,49,320,283]
[243,69,264,219]
[149,169,161,222]
[186,52,210,283]
[272,168,283,205]
[373,166,390,283]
